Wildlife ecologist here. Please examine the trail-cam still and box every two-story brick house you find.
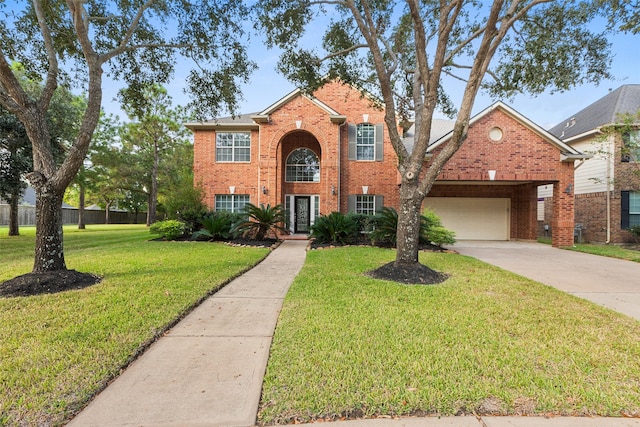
[540,84,640,244]
[186,81,585,247]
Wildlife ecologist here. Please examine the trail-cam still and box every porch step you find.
[279,234,310,241]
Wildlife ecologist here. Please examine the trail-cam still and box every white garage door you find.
[424,197,510,240]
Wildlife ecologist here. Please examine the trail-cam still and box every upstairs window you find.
[356,124,375,160]
[285,148,320,182]
[348,123,384,161]
[622,130,640,162]
[216,132,250,162]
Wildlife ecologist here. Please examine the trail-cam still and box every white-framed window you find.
[622,130,640,162]
[356,195,376,215]
[356,124,375,160]
[285,148,320,182]
[348,123,383,161]
[348,194,383,215]
[216,132,250,162]
[215,194,249,212]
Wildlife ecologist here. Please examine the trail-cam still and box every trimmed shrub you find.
[423,209,456,245]
[310,212,359,244]
[150,220,186,240]
[369,207,456,247]
[192,211,242,241]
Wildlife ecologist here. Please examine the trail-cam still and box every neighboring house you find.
[187,81,586,247]
[541,84,640,244]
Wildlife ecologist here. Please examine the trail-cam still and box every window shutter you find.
[348,195,356,213]
[348,124,357,160]
[375,124,384,161]
[374,195,384,213]
[621,191,630,229]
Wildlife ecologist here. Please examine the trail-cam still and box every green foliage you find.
[149,219,186,240]
[232,203,287,241]
[630,225,640,243]
[193,211,243,241]
[369,207,402,246]
[345,212,377,235]
[369,207,455,247]
[422,209,457,246]
[310,212,359,244]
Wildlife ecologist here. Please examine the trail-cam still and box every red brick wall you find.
[193,83,575,245]
[193,128,261,207]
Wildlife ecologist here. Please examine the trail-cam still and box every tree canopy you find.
[0,0,255,276]
[258,0,616,272]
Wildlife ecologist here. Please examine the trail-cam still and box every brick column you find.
[552,163,575,247]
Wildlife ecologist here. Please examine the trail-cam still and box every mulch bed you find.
[0,270,102,298]
[366,261,449,285]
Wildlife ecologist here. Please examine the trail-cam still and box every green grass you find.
[538,236,640,263]
[0,225,269,426]
[259,247,640,424]
[566,243,640,262]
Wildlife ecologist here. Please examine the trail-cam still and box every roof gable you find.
[548,84,640,141]
[426,102,584,158]
[251,88,346,124]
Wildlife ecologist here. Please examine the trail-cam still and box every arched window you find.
[285,148,320,182]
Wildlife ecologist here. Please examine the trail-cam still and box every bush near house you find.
[369,207,456,247]
[192,211,244,241]
[149,219,186,240]
[310,208,455,248]
[310,212,360,244]
[232,203,288,241]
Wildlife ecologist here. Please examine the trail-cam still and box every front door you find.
[294,196,311,233]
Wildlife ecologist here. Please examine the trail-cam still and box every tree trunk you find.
[78,183,85,229]
[33,187,66,272]
[395,181,424,266]
[105,201,111,224]
[8,191,20,236]
[148,141,159,225]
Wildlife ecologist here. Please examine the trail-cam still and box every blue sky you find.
[98,14,639,131]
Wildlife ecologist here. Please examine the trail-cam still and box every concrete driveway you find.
[449,241,640,321]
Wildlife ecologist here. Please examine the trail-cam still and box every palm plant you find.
[192,211,240,241]
[232,203,288,240]
[310,212,359,244]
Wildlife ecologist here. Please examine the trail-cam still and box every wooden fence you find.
[0,205,146,226]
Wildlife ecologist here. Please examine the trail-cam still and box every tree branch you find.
[33,0,59,111]
[99,0,156,63]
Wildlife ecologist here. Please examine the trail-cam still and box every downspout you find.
[337,121,345,212]
[258,126,261,205]
[606,149,611,244]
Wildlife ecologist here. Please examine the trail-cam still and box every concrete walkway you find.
[450,241,640,321]
[66,239,640,427]
[67,240,308,427]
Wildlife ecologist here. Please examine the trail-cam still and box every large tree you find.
[0,1,254,277]
[119,85,191,226]
[258,0,614,273]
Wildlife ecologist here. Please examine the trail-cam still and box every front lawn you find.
[0,225,269,426]
[259,246,640,424]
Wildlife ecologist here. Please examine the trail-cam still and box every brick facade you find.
[189,81,579,246]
